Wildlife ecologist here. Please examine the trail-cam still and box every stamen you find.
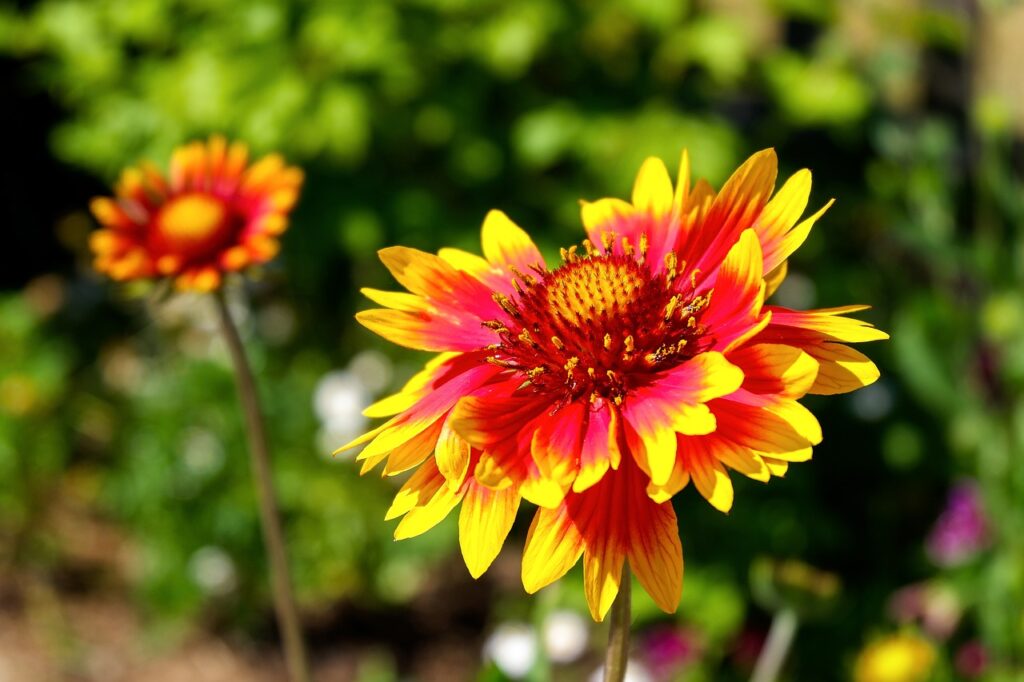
[551,336,565,350]
[493,293,520,318]
[664,252,677,280]
[664,294,680,320]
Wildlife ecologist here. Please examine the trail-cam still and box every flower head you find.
[89,136,303,291]
[343,149,885,621]
[926,480,990,567]
[854,632,936,682]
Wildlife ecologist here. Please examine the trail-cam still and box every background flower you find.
[89,136,302,291]
[853,632,936,682]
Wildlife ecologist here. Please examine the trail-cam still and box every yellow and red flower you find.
[342,149,886,621]
[89,136,302,291]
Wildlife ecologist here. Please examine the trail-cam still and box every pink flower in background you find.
[926,481,990,567]
[888,583,962,640]
[640,625,702,679]
[954,640,988,678]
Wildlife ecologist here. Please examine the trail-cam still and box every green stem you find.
[750,608,799,682]
[604,566,632,682]
[214,292,312,682]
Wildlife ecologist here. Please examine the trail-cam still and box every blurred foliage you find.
[4,0,1024,679]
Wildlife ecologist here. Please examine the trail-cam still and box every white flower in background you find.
[314,352,395,456]
[182,427,225,477]
[314,369,371,456]
[189,546,237,596]
[543,610,589,664]
[348,349,393,393]
[484,622,538,679]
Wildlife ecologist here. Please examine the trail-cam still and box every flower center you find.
[159,193,228,242]
[152,192,239,263]
[486,238,711,403]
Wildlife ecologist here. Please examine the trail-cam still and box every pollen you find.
[483,238,711,401]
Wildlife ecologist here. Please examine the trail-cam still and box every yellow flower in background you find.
[342,149,885,621]
[89,136,303,291]
[854,632,936,682]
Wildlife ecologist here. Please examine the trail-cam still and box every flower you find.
[89,136,303,291]
[853,632,936,682]
[640,625,702,678]
[926,480,990,567]
[342,149,885,620]
[888,582,962,640]
[954,640,988,679]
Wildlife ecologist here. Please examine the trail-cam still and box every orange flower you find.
[342,149,886,621]
[89,136,303,291]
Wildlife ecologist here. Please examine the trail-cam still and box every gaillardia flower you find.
[342,149,885,621]
[89,136,302,291]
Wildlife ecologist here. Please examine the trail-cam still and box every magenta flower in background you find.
[954,640,989,678]
[926,481,990,567]
[640,625,702,679]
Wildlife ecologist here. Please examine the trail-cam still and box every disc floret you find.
[485,236,712,404]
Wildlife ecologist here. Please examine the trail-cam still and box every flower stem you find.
[214,292,312,682]
[750,608,799,682]
[604,566,632,682]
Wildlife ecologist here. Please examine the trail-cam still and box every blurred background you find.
[2,0,1023,680]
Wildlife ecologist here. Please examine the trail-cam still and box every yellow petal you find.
[764,260,788,299]
[807,343,881,395]
[360,287,428,313]
[459,482,520,579]
[481,209,545,270]
[436,419,472,490]
[522,505,585,594]
[580,198,635,238]
[762,457,789,477]
[624,406,678,487]
[394,481,463,540]
[673,149,691,214]
[583,537,624,622]
[729,343,820,398]
[691,457,734,513]
[386,460,445,521]
[765,199,834,273]
[631,157,674,218]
